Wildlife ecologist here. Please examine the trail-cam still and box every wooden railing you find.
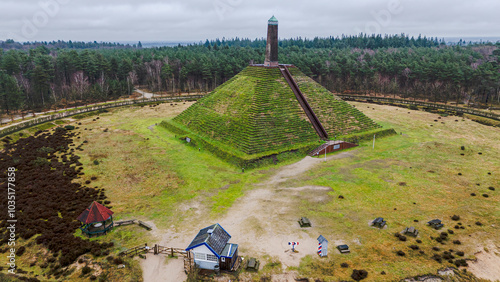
[338,94,500,121]
[119,243,194,273]
[119,244,150,257]
[280,65,329,139]
[0,95,203,138]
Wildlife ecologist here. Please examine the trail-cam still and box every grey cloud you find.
[0,0,499,42]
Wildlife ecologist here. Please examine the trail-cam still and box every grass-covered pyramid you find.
[162,65,385,167]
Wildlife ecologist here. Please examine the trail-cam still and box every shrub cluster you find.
[0,128,112,269]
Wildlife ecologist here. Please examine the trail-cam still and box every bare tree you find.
[72,71,89,105]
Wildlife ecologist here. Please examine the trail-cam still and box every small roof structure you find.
[186,223,231,258]
[268,15,278,24]
[221,243,238,258]
[77,201,114,224]
[317,235,328,244]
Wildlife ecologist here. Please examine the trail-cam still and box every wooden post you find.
[171,247,174,257]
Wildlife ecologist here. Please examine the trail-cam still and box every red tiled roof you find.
[77,201,114,224]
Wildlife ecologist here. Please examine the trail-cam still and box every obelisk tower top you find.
[264,16,279,66]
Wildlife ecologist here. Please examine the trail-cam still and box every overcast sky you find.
[1,0,500,43]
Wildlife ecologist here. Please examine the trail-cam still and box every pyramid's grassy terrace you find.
[168,66,320,155]
[288,67,381,137]
[163,65,388,167]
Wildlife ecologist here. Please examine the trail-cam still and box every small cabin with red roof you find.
[77,201,114,237]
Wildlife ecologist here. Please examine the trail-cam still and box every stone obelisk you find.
[264,16,278,67]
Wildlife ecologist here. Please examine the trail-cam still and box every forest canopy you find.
[0,34,499,117]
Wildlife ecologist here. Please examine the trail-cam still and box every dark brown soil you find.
[0,127,112,269]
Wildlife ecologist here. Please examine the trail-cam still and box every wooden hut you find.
[186,223,239,271]
[77,201,114,237]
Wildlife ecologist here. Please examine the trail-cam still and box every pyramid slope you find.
[165,65,384,161]
[170,66,320,155]
[288,67,381,137]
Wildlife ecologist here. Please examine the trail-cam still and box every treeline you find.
[0,39,139,51]
[0,35,499,118]
[205,33,443,49]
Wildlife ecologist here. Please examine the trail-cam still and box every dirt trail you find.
[467,248,500,281]
[141,152,355,281]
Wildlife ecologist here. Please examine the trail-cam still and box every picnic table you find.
[403,226,419,237]
[427,219,444,229]
[246,257,260,271]
[337,244,350,254]
[372,217,386,228]
[298,217,311,228]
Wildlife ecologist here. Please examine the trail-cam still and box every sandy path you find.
[141,254,186,282]
[140,152,355,281]
[218,152,355,267]
[467,249,500,281]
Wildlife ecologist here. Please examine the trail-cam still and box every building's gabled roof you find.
[77,201,113,224]
[186,223,231,257]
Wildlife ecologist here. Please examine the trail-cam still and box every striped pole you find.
[288,242,299,252]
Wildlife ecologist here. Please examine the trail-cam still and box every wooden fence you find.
[119,243,194,273]
[0,95,203,138]
[338,94,500,121]
[119,243,150,257]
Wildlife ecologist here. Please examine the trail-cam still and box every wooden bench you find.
[298,217,311,228]
[115,219,136,227]
[138,220,152,230]
[372,217,386,228]
[403,226,419,237]
[337,244,350,254]
[427,219,444,230]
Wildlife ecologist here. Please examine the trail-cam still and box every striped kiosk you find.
[317,235,328,257]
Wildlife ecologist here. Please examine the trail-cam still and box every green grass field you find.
[3,100,499,281]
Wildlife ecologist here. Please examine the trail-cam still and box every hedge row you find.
[160,120,318,169]
[341,128,397,143]
[463,114,500,127]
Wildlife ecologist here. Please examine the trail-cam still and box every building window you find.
[194,253,206,260]
[206,254,218,262]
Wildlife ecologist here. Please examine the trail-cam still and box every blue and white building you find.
[186,223,239,271]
